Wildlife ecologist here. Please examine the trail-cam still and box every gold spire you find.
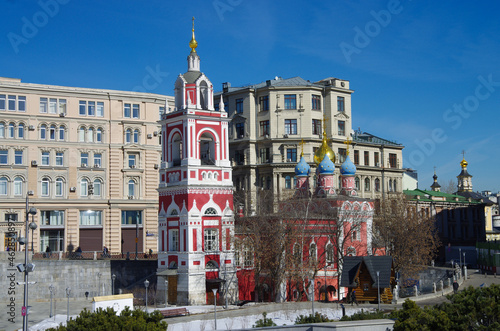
[314,131,335,164]
[460,150,468,168]
[343,137,352,156]
[189,16,198,52]
[300,139,305,157]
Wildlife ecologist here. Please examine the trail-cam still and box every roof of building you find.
[181,71,202,84]
[220,76,323,93]
[352,131,402,147]
[457,191,495,205]
[404,189,483,204]
[340,256,393,288]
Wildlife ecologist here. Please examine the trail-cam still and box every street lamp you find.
[66,287,71,322]
[463,252,466,269]
[111,274,116,295]
[459,248,462,268]
[376,271,380,311]
[49,285,54,319]
[144,279,150,313]
[212,288,218,330]
[21,196,37,331]
[29,216,37,253]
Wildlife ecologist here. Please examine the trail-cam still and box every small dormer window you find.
[204,207,217,215]
[170,209,178,216]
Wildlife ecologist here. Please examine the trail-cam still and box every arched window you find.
[0,122,4,138]
[204,207,217,215]
[125,129,131,144]
[309,242,317,261]
[375,178,380,192]
[0,177,7,195]
[80,178,88,196]
[199,132,215,165]
[49,125,56,140]
[78,127,85,142]
[8,123,15,138]
[346,247,356,256]
[128,179,135,197]
[325,243,334,263]
[199,81,208,109]
[59,125,65,140]
[96,128,102,143]
[355,177,360,190]
[392,179,397,192]
[14,177,23,196]
[40,124,47,140]
[18,123,24,139]
[388,179,393,192]
[55,178,64,196]
[171,133,182,165]
[93,179,102,197]
[206,260,218,269]
[41,177,50,196]
[285,175,292,189]
[293,243,301,263]
[364,178,370,191]
[87,127,94,142]
[133,129,139,143]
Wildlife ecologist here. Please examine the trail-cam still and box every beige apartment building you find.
[215,76,404,215]
[0,77,173,254]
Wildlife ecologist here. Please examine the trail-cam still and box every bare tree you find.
[374,193,440,279]
[441,179,456,194]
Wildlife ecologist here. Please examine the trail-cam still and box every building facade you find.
[215,77,404,216]
[156,28,238,305]
[0,76,173,254]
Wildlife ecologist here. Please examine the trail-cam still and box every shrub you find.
[47,307,168,331]
[340,309,385,321]
[295,312,331,324]
[253,312,277,328]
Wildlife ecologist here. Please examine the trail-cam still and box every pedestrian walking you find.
[453,280,459,294]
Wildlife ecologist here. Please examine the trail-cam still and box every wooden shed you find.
[340,256,396,303]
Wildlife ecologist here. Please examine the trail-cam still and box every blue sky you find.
[2,0,499,193]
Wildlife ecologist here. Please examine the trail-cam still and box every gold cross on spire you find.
[462,150,466,158]
[321,114,329,135]
[299,139,305,157]
[343,137,352,155]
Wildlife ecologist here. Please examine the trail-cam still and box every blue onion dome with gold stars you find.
[340,155,356,176]
[318,154,335,174]
[295,155,310,177]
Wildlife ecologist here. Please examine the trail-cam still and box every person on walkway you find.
[45,245,51,258]
[351,290,358,306]
[453,280,459,294]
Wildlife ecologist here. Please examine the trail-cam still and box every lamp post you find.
[49,285,54,318]
[111,274,116,295]
[66,287,71,322]
[463,252,466,269]
[376,271,380,311]
[21,196,37,331]
[212,288,218,330]
[29,215,37,252]
[311,280,315,315]
[97,272,102,296]
[144,279,150,313]
[459,248,462,268]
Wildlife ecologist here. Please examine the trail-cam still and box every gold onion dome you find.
[189,17,198,52]
[314,132,335,164]
[460,158,468,168]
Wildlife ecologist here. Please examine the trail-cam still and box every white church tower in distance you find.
[157,18,237,305]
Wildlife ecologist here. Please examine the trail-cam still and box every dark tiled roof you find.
[221,76,322,93]
[353,131,402,147]
[457,191,495,205]
[458,169,472,177]
[340,256,393,288]
[182,71,202,84]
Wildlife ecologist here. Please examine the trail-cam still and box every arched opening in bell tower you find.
[200,132,216,165]
[199,81,208,109]
[171,133,183,166]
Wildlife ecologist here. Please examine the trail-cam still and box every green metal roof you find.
[404,189,482,204]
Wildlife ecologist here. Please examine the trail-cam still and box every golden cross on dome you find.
[299,139,305,156]
[462,150,466,158]
[343,137,352,155]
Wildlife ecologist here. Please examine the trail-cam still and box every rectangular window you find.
[284,119,297,135]
[41,210,64,226]
[0,150,7,164]
[235,123,245,138]
[80,152,89,166]
[41,179,49,196]
[374,152,380,167]
[0,95,5,110]
[80,210,102,226]
[79,101,86,115]
[354,150,359,165]
[312,119,322,135]
[56,152,63,166]
[18,96,26,111]
[364,151,370,166]
[41,151,50,166]
[8,96,16,111]
[260,120,269,136]
[96,102,104,117]
[234,150,245,165]
[389,153,397,168]
[287,148,297,162]
[338,148,347,163]
[338,120,345,136]
[128,154,137,168]
[132,104,139,118]
[40,97,48,113]
[87,101,95,116]
[58,99,66,114]
[259,95,269,111]
[284,94,296,110]
[49,98,57,114]
[123,103,131,118]
[337,96,345,112]
[244,250,253,267]
[14,150,23,165]
[94,153,102,167]
[235,98,243,113]
[204,228,218,252]
[312,95,321,110]
[59,126,65,140]
[169,229,179,251]
[121,210,142,225]
[260,148,270,163]
[14,179,22,196]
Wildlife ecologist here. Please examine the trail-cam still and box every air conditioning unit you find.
[59,113,66,117]
[153,131,158,136]
[31,160,38,166]
[28,125,35,131]
[154,164,159,169]
[81,163,87,168]
[147,134,153,139]
[94,164,100,168]
[283,134,289,138]
[27,190,34,196]
[70,187,76,192]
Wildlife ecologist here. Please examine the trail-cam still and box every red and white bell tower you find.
[157,19,237,305]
